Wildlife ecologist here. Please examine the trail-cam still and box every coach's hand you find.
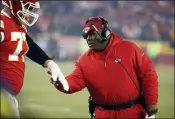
[44,60,69,92]
[146,104,158,117]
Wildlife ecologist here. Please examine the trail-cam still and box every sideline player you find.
[0,0,69,118]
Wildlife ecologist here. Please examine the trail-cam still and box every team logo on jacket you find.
[115,58,121,63]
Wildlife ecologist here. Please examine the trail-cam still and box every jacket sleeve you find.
[132,44,158,105]
[54,61,86,94]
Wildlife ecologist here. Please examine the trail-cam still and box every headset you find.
[83,17,111,41]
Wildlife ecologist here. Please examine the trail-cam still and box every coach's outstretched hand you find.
[146,104,158,117]
[45,60,69,92]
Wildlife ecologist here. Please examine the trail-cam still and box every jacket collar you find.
[86,32,122,56]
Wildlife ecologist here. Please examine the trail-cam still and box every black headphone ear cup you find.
[101,27,107,40]
[105,29,110,37]
[99,17,109,41]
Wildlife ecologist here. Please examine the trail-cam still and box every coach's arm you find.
[133,43,158,116]
[51,60,86,94]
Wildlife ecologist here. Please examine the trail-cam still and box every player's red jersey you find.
[0,11,29,96]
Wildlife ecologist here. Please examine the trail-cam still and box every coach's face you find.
[86,31,108,51]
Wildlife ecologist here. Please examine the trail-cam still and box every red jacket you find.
[55,32,158,117]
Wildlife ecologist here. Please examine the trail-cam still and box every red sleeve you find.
[133,43,158,105]
[54,59,86,94]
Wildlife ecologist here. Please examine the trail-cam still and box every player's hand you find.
[45,60,69,92]
[47,71,59,85]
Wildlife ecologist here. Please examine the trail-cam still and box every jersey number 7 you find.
[8,32,28,62]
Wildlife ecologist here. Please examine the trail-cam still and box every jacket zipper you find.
[104,61,107,68]
[104,53,109,69]
[102,52,109,69]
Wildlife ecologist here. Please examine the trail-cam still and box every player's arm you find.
[25,34,52,67]
[26,34,69,91]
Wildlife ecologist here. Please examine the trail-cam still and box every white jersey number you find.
[8,32,27,62]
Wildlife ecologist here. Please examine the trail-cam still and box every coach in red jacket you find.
[50,17,158,118]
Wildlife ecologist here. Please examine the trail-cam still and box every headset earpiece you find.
[99,17,110,41]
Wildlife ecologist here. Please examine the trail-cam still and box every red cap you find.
[83,17,104,35]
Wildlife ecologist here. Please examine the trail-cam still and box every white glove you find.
[47,60,69,92]
[145,113,155,119]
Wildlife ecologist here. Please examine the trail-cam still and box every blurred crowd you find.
[29,1,174,47]
[27,1,175,60]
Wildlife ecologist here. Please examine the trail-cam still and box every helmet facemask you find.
[9,0,40,26]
